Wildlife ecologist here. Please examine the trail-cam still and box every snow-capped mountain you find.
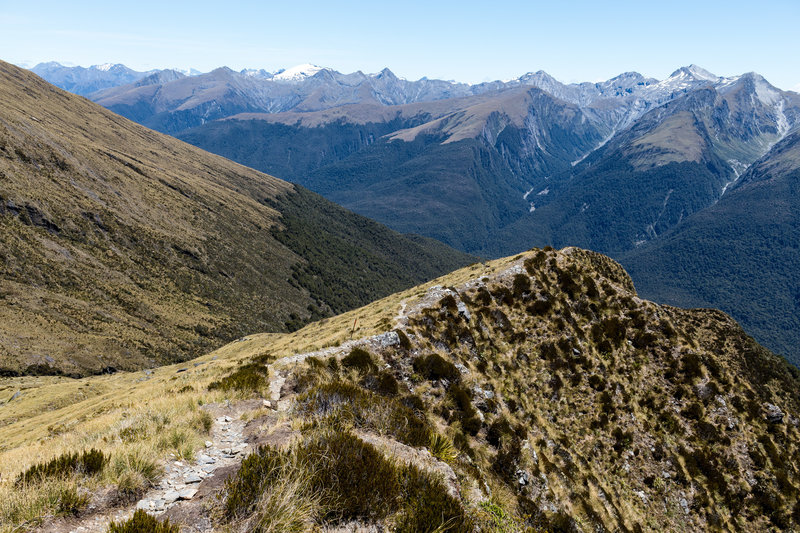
[174,67,204,77]
[272,63,325,82]
[240,68,272,79]
[30,62,157,96]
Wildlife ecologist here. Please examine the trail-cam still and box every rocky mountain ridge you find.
[29,59,800,368]
[2,246,799,532]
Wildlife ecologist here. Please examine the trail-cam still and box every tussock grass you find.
[16,448,106,486]
[107,509,180,532]
[223,429,471,531]
[429,433,458,463]
[0,388,219,530]
[0,251,525,531]
[296,381,431,447]
[0,478,89,530]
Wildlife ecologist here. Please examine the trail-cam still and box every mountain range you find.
[0,61,472,376]
[1,59,799,532]
[28,61,800,366]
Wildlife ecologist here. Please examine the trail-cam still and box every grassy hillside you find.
[1,247,798,532]
[0,60,472,376]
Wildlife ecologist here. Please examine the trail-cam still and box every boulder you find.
[764,403,784,424]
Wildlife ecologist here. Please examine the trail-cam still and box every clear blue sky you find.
[2,0,799,90]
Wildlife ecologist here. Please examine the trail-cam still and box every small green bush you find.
[682,401,705,421]
[612,427,633,453]
[341,347,377,373]
[301,431,400,522]
[208,362,269,393]
[512,273,531,297]
[658,411,681,434]
[395,465,473,533]
[402,394,426,412]
[297,382,430,447]
[360,371,400,396]
[395,329,412,350]
[57,486,89,516]
[492,437,522,478]
[486,417,513,448]
[588,374,606,391]
[413,353,460,382]
[448,385,482,435]
[429,433,458,463]
[440,294,459,311]
[601,317,626,346]
[107,510,180,533]
[681,352,703,380]
[17,448,107,486]
[527,297,552,315]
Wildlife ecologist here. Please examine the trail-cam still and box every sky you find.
[2,0,799,90]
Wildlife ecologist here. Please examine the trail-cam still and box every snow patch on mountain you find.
[755,77,782,106]
[273,63,324,81]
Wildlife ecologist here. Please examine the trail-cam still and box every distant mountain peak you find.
[94,63,118,72]
[240,68,272,79]
[669,64,718,82]
[372,67,398,80]
[134,69,186,87]
[174,67,204,77]
[273,63,325,81]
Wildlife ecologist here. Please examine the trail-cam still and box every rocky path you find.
[49,403,255,533]
[134,412,248,515]
[47,274,502,532]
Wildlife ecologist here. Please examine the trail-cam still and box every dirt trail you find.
[42,259,529,532]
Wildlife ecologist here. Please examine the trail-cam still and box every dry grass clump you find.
[208,361,270,394]
[222,430,471,532]
[0,389,216,530]
[296,381,431,447]
[107,509,180,532]
[111,446,163,502]
[0,478,90,528]
[16,448,106,486]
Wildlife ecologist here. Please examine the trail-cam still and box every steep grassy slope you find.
[0,60,472,376]
[621,131,800,366]
[2,247,798,532]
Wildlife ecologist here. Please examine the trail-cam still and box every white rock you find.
[136,500,152,510]
[178,487,198,500]
[163,491,181,504]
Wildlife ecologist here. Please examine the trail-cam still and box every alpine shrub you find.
[107,510,180,533]
[341,347,377,373]
[412,353,460,382]
[17,448,107,486]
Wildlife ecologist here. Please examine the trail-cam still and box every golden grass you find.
[0,252,522,531]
